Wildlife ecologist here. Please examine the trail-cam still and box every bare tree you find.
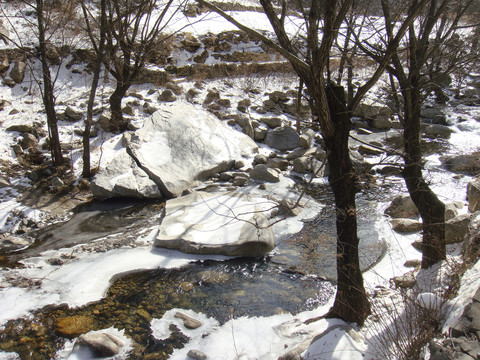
[35,0,64,166]
[90,0,182,133]
[359,0,477,268]
[197,0,429,325]
[81,0,107,178]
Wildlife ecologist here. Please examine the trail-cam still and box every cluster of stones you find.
[431,287,480,360]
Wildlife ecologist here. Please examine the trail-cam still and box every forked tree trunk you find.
[402,86,446,269]
[323,84,370,325]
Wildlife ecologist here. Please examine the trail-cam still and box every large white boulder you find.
[92,103,258,198]
[154,191,275,257]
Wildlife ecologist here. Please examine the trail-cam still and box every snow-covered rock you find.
[155,190,275,257]
[93,103,258,198]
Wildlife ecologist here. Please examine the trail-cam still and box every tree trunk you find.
[324,84,370,325]
[109,84,130,133]
[37,0,64,166]
[402,86,446,269]
[82,0,106,178]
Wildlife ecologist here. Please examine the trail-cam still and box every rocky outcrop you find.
[154,191,275,257]
[92,103,258,198]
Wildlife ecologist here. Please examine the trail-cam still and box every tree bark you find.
[36,0,64,166]
[323,84,370,325]
[402,86,446,269]
[108,83,130,133]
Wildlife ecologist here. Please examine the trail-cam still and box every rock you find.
[21,133,38,149]
[174,312,203,329]
[392,271,416,289]
[0,20,9,44]
[165,82,183,95]
[155,191,275,257]
[385,195,419,218]
[467,177,480,212]
[91,151,162,199]
[358,144,384,156]
[404,259,421,268]
[250,164,280,182]
[9,109,20,115]
[390,218,422,233]
[6,124,35,134]
[232,175,249,186]
[253,154,267,164]
[442,154,480,175]
[424,124,453,137]
[55,315,95,338]
[264,126,300,152]
[254,126,268,141]
[446,214,471,244]
[266,158,288,171]
[372,116,392,130]
[76,332,124,357]
[187,349,207,360]
[122,105,135,116]
[300,128,315,148]
[0,99,12,111]
[445,202,462,220]
[292,157,311,173]
[0,176,10,188]
[0,56,9,73]
[121,103,258,198]
[159,89,177,102]
[143,103,158,115]
[237,99,251,113]
[182,33,202,52]
[421,107,446,122]
[9,61,27,84]
[50,176,64,187]
[262,117,283,128]
[64,106,83,121]
[286,147,316,160]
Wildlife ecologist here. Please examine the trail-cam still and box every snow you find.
[0,1,479,359]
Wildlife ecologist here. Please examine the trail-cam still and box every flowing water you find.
[0,186,387,359]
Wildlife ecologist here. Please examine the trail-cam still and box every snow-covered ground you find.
[1,1,480,359]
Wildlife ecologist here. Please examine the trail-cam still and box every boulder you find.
[424,124,453,137]
[253,154,267,165]
[262,117,283,128]
[468,177,480,212]
[159,89,176,102]
[250,164,280,182]
[9,61,26,84]
[446,214,471,244]
[116,103,258,198]
[21,133,38,149]
[264,126,301,152]
[266,158,288,171]
[442,154,480,175]
[390,218,422,233]
[421,108,446,124]
[372,116,392,130]
[300,128,315,148]
[292,157,311,173]
[385,195,419,218]
[154,191,275,257]
[75,332,124,357]
[91,151,162,199]
[64,106,83,121]
[254,126,268,141]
